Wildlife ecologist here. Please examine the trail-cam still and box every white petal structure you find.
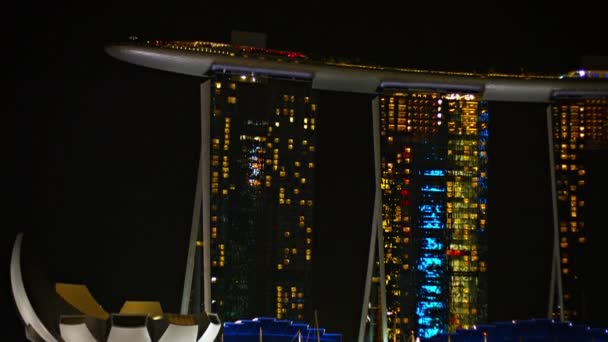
[59,320,96,342]
[158,324,198,342]
[107,326,152,342]
[199,313,221,342]
[10,233,223,342]
[107,315,152,342]
[10,233,58,342]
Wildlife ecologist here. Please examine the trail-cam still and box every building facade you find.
[550,97,607,322]
[208,73,318,323]
[377,90,489,340]
[105,38,608,342]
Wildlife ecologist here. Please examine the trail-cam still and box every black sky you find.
[9,2,608,341]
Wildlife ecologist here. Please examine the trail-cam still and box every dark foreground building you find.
[426,318,608,342]
[224,317,342,342]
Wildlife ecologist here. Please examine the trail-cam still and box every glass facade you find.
[550,98,607,322]
[378,90,488,340]
[208,74,318,323]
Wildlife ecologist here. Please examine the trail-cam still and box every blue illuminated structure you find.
[223,317,342,342]
[376,91,489,341]
[416,168,448,339]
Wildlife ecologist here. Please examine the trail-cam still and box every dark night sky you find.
[9,2,608,341]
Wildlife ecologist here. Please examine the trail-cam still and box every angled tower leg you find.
[182,80,212,314]
[359,97,388,342]
[546,105,564,322]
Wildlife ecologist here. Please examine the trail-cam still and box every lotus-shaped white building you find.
[10,233,222,342]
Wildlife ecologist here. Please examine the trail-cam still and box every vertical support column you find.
[359,158,378,341]
[201,81,212,314]
[185,152,202,314]
[359,97,387,342]
[373,96,388,342]
[546,105,564,322]
[181,114,203,314]
[181,80,212,314]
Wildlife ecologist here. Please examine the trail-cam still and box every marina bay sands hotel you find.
[106,33,608,341]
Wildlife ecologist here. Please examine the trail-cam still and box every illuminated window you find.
[227,96,237,104]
